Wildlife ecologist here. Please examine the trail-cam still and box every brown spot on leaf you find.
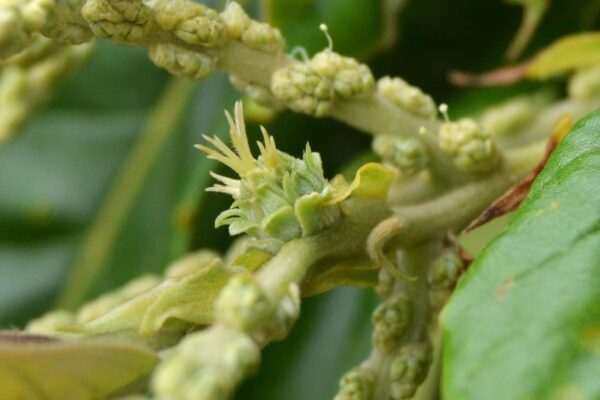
[496,277,515,301]
[580,323,600,354]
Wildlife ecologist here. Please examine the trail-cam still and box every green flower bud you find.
[145,0,226,48]
[220,2,284,53]
[428,249,464,310]
[41,0,92,44]
[0,5,31,59]
[262,283,300,341]
[220,1,249,40]
[310,50,375,98]
[377,76,436,120]
[197,102,340,244]
[215,272,270,333]
[241,21,284,54]
[271,63,334,117]
[438,118,497,172]
[372,294,411,353]
[82,0,150,44]
[334,368,374,400]
[148,42,215,80]
[372,135,429,176]
[568,65,600,100]
[389,344,432,399]
[152,330,260,400]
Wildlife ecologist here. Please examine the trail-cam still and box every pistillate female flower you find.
[197,102,341,248]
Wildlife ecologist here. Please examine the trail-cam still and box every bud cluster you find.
[152,329,260,400]
[427,249,464,310]
[271,49,375,117]
[372,135,429,176]
[334,368,375,400]
[377,76,437,120]
[220,2,284,54]
[0,34,93,142]
[438,118,497,172]
[372,294,411,353]
[389,344,432,399]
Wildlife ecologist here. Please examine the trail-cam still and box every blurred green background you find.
[0,0,598,398]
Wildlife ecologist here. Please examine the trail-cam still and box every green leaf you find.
[262,0,406,57]
[442,110,600,400]
[527,32,600,78]
[0,332,158,400]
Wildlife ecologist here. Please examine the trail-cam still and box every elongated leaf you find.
[443,110,600,400]
[0,332,157,400]
[527,32,600,78]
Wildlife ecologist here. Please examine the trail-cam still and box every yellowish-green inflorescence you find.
[438,118,497,173]
[197,102,342,249]
[270,49,375,117]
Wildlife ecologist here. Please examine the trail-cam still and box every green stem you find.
[56,78,196,309]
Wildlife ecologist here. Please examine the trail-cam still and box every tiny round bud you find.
[310,50,374,98]
[148,0,226,47]
[372,135,429,176]
[220,1,250,39]
[241,21,285,54]
[438,118,497,172]
[389,344,432,399]
[263,283,300,341]
[26,310,74,334]
[148,43,216,80]
[215,272,270,332]
[334,368,374,400]
[82,0,150,44]
[372,294,411,353]
[271,63,334,117]
[377,77,437,120]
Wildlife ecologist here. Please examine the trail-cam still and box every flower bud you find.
[271,63,334,117]
[26,310,74,334]
[438,118,497,172]
[262,283,300,341]
[377,77,436,120]
[334,368,374,400]
[372,294,411,353]
[82,0,150,44]
[372,135,429,176]
[215,272,270,333]
[389,344,432,399]
[149,42,216,79]
[428,249,464,310]
[220,2,284,53]
[311,50,375,98]
[145,0,226,47]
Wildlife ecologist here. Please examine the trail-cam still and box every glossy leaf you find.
[443,110,600,400]
[0,332,158,400]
